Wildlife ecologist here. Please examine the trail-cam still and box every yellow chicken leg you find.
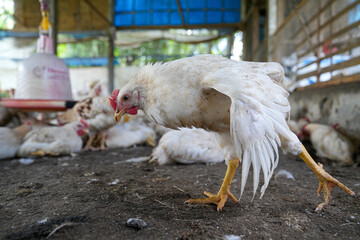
[298,144,355,211]
[99,132,107,150]
[146,137,156,147]
[30,150,45,157]
[186,158,239,211]
[83,135,96,151]
[30,150,58,156]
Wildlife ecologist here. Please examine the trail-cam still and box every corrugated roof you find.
[114,0,242,28]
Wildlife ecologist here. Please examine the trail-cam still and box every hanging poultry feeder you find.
[1,0,75,111]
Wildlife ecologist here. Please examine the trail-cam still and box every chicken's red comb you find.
[80,119,88,128]
[333,123,340,130]
[109,89,120,111]
[302,123,308,133]
[25,121,31,125]
[302,116,310,122]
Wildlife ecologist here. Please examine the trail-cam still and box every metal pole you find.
[226,33,234,58]
[108,0,115,93]
[50,0,58,55]
[108,29,115,93]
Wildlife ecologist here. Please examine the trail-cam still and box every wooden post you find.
[50,0,58,55]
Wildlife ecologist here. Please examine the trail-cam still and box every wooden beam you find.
[290,0,336,41]
[176,0,185,26]
[273,0,309,37]
[319,55,360,75]
[296,1,360,53]
[295,74,360,91]
[297,40,360,71]
[298,20,360,59]
[296,56,360,81]
[83,0,112,26]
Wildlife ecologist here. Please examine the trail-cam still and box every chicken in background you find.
[288,116,311,138]
[57,96,116,151]
[18,112,56,130]
[106,113,156,148]
[17,120,88,157]
[333,123,360,151]
[150,128,224,165]
[88,80,103,97]
[0,122,32,159]
[0,104,12,126]
[300,123,355,166]
[76,80,105,100]
[287,120,301,137]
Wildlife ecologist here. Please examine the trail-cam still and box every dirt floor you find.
[0,144,359,240]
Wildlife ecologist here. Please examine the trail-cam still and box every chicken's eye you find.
[123,95,129,101]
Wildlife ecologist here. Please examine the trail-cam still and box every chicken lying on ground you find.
[150,128,224,165]
[58,96,116,151]
[110,54,354,211]
[333,123,360,153]
[300,123,355,166]
[106,114,156,148]
[17,120,88,157]
[0,122,32,159]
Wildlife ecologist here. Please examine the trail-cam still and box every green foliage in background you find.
[57,37,228,67]
[0,0,14,29]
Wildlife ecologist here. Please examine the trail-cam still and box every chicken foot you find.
[298,144,355,211]
[83,135,96,151]
[186,158,239,211]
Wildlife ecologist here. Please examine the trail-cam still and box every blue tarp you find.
[114,0,241,27]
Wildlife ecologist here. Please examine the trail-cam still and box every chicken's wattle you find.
[126,107,138,115]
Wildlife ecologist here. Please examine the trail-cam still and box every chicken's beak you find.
[114,109,126,123]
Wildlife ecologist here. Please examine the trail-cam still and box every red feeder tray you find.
[0,99,77,112]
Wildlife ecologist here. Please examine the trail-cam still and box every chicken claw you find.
[186,189,238,211]
[186,158,239,211]
[298,145,355,212]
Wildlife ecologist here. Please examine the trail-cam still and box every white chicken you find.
[287,117,310,138]
[57,96,116,150]
[150,128,224,165]
[301,123,355,166]
[17,120,88,157]
[106,114,156,148]
[109,54,354,211]
[287,120,301,137]
[0,122,32,159]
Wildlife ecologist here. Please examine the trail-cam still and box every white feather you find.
[201,67,301,198]
[106,116,156,148]
[151,128,224,165]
